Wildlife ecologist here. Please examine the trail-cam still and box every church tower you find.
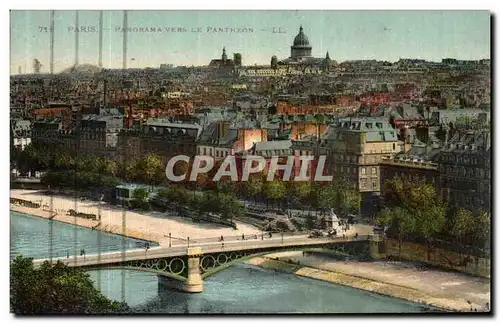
[222,47,227,62]
[323,51,331,70]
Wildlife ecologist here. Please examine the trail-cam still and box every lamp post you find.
[169,232,172,248]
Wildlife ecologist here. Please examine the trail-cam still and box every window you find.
[372,179,378,189]
[361,178,367,189]
[372,167,377,174]
[361,167,366,175]
[393,143,396,150]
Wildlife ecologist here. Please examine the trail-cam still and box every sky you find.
[10,10,491,74]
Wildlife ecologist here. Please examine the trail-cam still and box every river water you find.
[10,211,435,313]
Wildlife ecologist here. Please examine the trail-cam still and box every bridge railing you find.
[189,231,305,245]
[177,233,377,246]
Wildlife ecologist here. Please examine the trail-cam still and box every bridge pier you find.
[369,237,386,259]
[184,247,203,293]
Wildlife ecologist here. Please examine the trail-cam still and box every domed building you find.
[277,25,336,69]
[291,25,312,59]
[239,25,335,77]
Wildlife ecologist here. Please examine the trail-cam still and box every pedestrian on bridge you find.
[242,233,245,240]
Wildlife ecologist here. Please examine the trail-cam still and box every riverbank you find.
[10,189,261,246]
[245,251,490,313]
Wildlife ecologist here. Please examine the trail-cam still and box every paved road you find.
[32,234,371,269]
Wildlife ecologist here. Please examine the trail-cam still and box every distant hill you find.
[60,64,103,74]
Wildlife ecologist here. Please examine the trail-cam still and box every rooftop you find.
[325,117,397,142]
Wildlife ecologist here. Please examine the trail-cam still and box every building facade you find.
[318,117,399,217]
[437,130,491,212]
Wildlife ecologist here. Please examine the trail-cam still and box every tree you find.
[158,185,190,210]
[263,180,286,209]
[16,145,49,173]
[120,157,140,182]
[137,154,164,189]
[53,152,75,170]
[450,208,475,245]
[377,206,416,252]
[215,178,234,195]
[132,188,149,202]
[473,211,491,249]
[99,158,118,176]
[415,204,446,259]
[10,255,128,314]
[378,176,449,256]
[239,175,263,202]
[75,155,101,173]
[270,55,278,69]
[217,192,245,220]
[313,114,326,139]
[317,183,337,212]
[335,178,361,216]
[383,177,436,211]
[288,181,311,205]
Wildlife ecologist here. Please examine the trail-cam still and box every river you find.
[11,211,435,313]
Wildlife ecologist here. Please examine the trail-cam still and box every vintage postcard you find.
[9,10,491,314]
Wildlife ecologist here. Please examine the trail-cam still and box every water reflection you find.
[90,264,433,314]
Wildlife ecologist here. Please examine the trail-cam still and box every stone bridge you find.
[33,234,383,293]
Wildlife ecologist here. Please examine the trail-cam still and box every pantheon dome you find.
[273,25,335,70]
[290,25,312,59]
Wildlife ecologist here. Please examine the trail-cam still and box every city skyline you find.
[10,10,491,74]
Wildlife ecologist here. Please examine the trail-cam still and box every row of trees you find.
[185,171,360,217]
[12,146,165,188]
[156,185,245,220]
[13,146,120,177]
[41,170,119,191]
[14,146,361,216]
[11,256,128,314]
[377,177,490,252]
